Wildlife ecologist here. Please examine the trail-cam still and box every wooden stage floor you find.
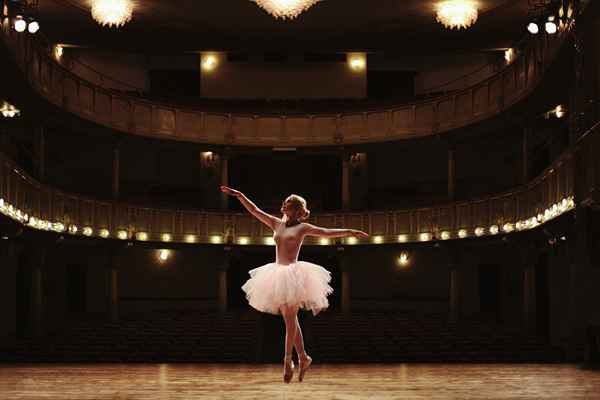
[1,363,599,399]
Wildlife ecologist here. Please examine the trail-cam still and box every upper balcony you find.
[0,16,572,147]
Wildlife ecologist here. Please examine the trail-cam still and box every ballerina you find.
[220,185,369,383]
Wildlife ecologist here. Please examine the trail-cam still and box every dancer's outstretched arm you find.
[220,185,281,230]
[301,223,368,239]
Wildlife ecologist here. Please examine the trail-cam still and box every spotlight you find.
[14,15,26,32]
[527,22,539,34]
[27,20,39,33]
[545,16,557,34]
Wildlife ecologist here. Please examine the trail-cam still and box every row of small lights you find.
[0,196,575,244]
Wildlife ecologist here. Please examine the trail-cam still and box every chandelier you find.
[436,1,478,30]
[252,0,321,20]
[91,0,133,28]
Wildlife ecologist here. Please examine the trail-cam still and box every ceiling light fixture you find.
[436,1,478,30]
[545,15,557,34]
[252,0,321,20]
[91,0,133,28]
[527,22,539,34]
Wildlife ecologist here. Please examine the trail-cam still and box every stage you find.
[0,363,598,399]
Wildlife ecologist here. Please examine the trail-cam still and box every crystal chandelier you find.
[252,0,321,20]
[91,0,133,28]
[436,1,478,30]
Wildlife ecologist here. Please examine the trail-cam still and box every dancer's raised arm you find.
[301,223,368,239]
[220,186,281,230]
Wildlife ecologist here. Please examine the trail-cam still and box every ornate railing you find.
[4,123,599,246]
[0,20,570,147]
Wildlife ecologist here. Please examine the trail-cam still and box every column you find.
[34,125,46,182]
[107,247,120,323]
[29,244,46,337]
[112,141,121,201]
[447,145,456,201]
[522,127,530,185]
[338,246,350,314]
[220,152,230,211]
[448,245,460,323]
[217,246,231,314]
[341,149,350,211]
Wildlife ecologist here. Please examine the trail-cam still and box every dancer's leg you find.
[280,304,299,383]
[293,315,306,356]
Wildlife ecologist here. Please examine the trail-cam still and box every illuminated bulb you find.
[210,235,222,244]
[373,236,383,244]
[136,232,148,241]
[14,16,26,32]
[83,227,93,236]
[91,0,134,28]
[0,198,4,210]
[474,227,485,237]
[161,233,172,242]
[545,16,557,34]
[68,225,78,234]
[54,222,65,232]
[202,54,218,71]
[28,216,37,226]
[117,230,128,240]
[516,221,523,231]
[319,238,330,245]
[527,22,539,34]
[185,235,197,243]
[567,197,575,208]
[504,48,514,63]
[490,225,499,235]
[7,205,14,215]
[436,1,478,30]
[555,105,566,118]
[458,229,467,238]
[252,0,322,20]
[100,229,110,238]
[238,237,249,245]
[264,237,275,246]
[54,45,63,60]
[28,20,39,34]
[441,231,451,240]
[159,249,170,262]
[419,233,431,241]
[537,213,544,222]
[348,53,366,71]
[503,223,514,233]
[397,235,408,243]
[346,236,358,245]
[397,252,409,267]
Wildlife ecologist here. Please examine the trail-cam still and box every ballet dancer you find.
[220,185,368,383]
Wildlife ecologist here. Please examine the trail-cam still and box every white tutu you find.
[241,261,334,316]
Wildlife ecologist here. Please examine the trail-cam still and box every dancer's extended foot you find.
[298,352,312,382]
[283,354,295,383]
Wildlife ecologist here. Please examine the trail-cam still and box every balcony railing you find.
[0,20,570,147]
[3,123,599,246]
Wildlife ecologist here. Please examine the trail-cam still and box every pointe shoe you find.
[283,354,294,383]
[298,353,312,382]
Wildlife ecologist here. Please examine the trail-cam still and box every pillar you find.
[107,248,120,323]
[29,244,46,337]
[448,246,460,323]
[112,140,121,201]
[447,146,456,201]
[341,149,350,211]
[217,246,231,314]
[337,246,350,314]
[522,127,530,185]
[220,152,230,211]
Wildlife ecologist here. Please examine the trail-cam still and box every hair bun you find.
[301,208,310,221]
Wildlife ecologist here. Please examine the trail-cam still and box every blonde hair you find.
[285,194,310,222]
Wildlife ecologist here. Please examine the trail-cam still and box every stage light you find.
[27,20,39,33]
[14,15,26,32]
[545,16,557,34]
[527,22,539,34]
[458,229,467,238]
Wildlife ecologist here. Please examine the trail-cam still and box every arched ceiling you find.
[37,0,530,53]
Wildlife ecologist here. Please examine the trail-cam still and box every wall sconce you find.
[397,252,410,268]
[200,151,217,169]
[201,53,219,72]
[1,101,20,118]
[504,48,514,63]
[347,52,366,72]
[54,44,63,60]
[158,249,170,263]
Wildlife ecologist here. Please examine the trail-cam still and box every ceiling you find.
[36,0,531,53]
